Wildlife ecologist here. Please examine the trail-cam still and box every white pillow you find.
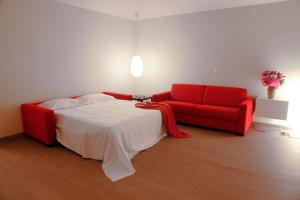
[39,98,81,110]
[78,93,115,105]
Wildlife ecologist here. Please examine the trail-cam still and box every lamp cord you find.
[134,0,143,54]
[251,124,300,139]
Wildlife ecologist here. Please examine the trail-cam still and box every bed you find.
[21,92,166,181]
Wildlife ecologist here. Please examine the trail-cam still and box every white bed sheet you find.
[55,100,166,181]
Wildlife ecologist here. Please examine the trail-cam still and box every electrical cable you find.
[251,124,300,139]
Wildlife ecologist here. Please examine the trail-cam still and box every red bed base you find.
[21,92,132,145]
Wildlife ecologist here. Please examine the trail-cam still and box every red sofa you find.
[152,84,255,135]
[21,92,132,145]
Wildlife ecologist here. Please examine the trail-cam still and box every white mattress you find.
[55,100,166,181]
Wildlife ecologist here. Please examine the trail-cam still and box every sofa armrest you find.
[21,104,56,145]
[152,91,171,102]
[102,91,133,101]
[238,97,256,135]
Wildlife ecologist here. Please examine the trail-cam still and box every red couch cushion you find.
[203,86,247,107]
[171,84,206,104]
[194,105,239,121]
[163,100,198,115]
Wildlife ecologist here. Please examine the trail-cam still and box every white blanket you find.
[55,100,165,181]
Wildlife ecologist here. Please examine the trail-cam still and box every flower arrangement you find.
[261,70,285,99]
[261,70,285,88]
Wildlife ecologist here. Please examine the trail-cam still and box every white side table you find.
[254,98,289,123]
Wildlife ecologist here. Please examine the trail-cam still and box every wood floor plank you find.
[0,123,299,200]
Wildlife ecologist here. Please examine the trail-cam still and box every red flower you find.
[261,70,285,88]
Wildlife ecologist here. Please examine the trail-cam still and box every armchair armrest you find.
[152,91,171,102]
[238,97,256,135]
[21,103,56,145]
[102,91,133,101]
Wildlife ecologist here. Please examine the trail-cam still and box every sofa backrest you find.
[171,84,206,104]
[203,86,247,107]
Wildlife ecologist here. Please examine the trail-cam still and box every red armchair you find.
[152,84,256,135]
[21,91,132,145]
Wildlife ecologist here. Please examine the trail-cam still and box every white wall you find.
[0,0,135,138]
[135,0,300,128]
[136,0,300,97]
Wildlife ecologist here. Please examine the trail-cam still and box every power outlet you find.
[206,67,212,73]
[206,67,220,74]
[213,68,220,73]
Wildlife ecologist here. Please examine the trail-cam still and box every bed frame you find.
[21,92,133,146]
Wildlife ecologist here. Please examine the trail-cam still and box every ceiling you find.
[51,0,287,20]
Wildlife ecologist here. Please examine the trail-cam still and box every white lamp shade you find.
[130,56,143,77]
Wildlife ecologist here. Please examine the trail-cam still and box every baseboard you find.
[254,117,289,127]
[0,133,23,142]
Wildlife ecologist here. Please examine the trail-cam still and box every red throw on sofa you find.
[152,84,256,135]
[21,92,133,145]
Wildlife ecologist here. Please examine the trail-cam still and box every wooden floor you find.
[1,123,300,200]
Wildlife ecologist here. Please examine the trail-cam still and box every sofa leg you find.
[236,133,245,136]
